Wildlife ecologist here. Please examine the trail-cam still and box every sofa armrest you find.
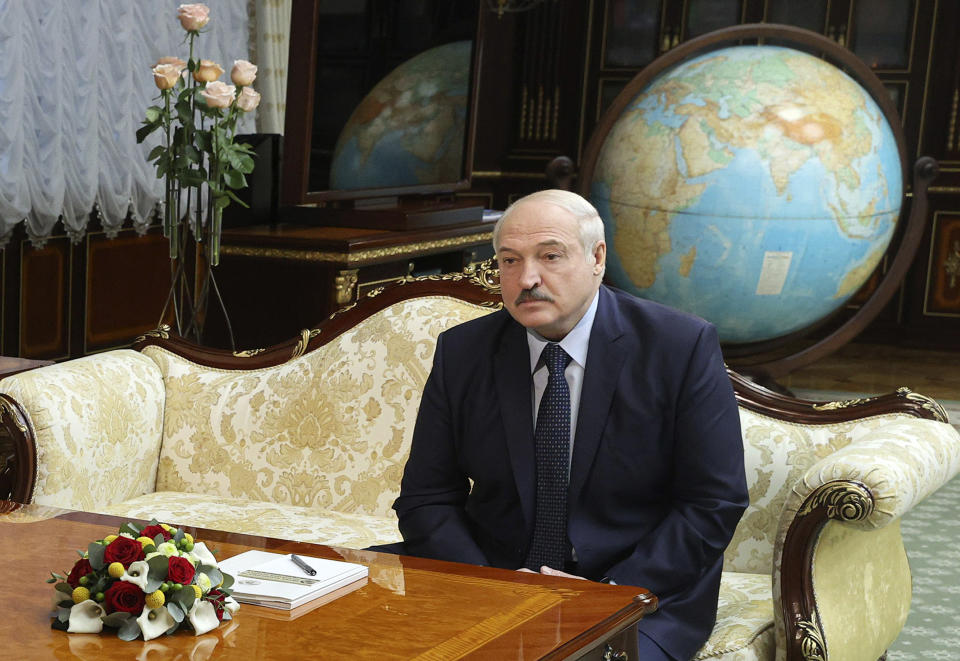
[773,417,960,661]
[0,350,166,510]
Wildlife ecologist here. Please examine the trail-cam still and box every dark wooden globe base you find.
[569,23,936,383]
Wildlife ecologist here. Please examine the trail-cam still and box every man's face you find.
[496,201,605,340]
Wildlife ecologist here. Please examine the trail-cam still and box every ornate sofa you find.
[1,262,958,661]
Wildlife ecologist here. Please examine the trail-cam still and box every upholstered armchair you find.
[0,262,957,660]
[701,375,959,660]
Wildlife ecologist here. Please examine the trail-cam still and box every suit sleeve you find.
[393,333,490,566]
[604,323,748,595]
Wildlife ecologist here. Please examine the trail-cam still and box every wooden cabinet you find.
[203,218,496,351]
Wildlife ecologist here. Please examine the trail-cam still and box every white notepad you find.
[219,550,369,610]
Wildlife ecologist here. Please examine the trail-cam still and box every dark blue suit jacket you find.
[394,285,748,660]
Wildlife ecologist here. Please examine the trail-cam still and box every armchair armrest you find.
[0,350,166,510]
[774,416,960,660]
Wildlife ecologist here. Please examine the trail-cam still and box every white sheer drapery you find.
[252,0,291,135]
[0,0,254,247]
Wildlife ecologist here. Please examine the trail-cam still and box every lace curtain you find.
[251,0,291,135]
[0,0,254,247]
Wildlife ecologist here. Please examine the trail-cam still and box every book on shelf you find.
[218,550,368,610]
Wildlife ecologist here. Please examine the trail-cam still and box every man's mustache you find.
[516,288,554,305]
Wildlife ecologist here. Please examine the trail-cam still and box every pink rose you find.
[193,60,224,83]
[230,60,257,86]
[177,3,210,32]
[152,63,181,90]
[155,56,186,72]
[236,86,261,112]
[201,81,236,109]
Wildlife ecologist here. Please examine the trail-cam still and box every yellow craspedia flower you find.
[183,533,194,545]
[136,536,154,549]
[191,584,202,600]
[145,590,165,609]
[107,562,126,579]
[160,523,173,532]
[103,534,118,544]
[71,586,90,604]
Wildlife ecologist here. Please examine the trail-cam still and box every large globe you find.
[330,41,470,191]
[589,45,902,344]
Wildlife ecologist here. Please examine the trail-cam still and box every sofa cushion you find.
[96,491,403,550]
[142,295,495,518]
[694,572,774,660]
[0,350,165,510]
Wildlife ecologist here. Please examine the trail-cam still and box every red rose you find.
[66,558,93,588]
[103,536,145,567]
[103,580,145,614]
[207,589,226,621]
[140,525,172,542]
[167,556,196,585]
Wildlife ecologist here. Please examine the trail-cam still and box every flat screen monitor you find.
[281,0,482,206]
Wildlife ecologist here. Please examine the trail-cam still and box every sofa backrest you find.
[143,295,497,518]
[0,350,165,510]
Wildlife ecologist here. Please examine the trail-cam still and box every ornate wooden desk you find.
[1,503,656,659]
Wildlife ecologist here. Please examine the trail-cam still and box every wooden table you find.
[1,503,657,659]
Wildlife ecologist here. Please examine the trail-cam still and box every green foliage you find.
[101,612,130,628]
[117,617,141,641]
[87,543,105,570]
[147,555,170,581]
[119,522,142,537]
[171,585,196,610]
[166,601,185,623]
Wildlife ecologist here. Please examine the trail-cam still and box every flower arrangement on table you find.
[47,520,239,641]
[137,3,260,345]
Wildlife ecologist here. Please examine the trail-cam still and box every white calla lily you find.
[190,542,218,568]
[136,604,176,642]
[187,600,220,636]
[223,595,240,615]
[67,599,105,633]
[120,560,151,590]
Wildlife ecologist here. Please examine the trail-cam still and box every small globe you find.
[588,45,902,344]
[330,41,470,190]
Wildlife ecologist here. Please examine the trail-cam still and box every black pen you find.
[290,554,317,576]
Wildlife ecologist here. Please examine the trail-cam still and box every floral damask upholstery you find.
[0,350,165,511]
[99,491,402,550]
[141,295,492,519]
[701,408,960,660]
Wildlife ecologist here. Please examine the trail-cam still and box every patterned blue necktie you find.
[525,343,573,571]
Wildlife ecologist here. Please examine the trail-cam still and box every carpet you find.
[789,388,960,659]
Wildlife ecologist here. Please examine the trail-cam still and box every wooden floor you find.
[782,342,960,401]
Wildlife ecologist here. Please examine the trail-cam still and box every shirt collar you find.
[526,290,599,373]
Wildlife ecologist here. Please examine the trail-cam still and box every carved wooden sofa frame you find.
[1,262,957,661]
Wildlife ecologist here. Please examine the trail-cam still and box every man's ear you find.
[592,241,607,275]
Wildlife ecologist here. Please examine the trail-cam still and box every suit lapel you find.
[569,287,627,508]
[494,320,536,530]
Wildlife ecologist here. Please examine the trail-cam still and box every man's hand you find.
[516,566,587,580]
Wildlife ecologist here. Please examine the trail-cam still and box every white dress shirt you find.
[526,290,600,466]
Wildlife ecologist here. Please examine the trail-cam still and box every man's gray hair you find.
[492,189,605,261]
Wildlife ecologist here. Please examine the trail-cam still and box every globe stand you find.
[572,23,934,385]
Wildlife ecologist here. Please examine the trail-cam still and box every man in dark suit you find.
[393,189,748,660]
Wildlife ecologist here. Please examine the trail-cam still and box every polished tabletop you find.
[0,503,656,660]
